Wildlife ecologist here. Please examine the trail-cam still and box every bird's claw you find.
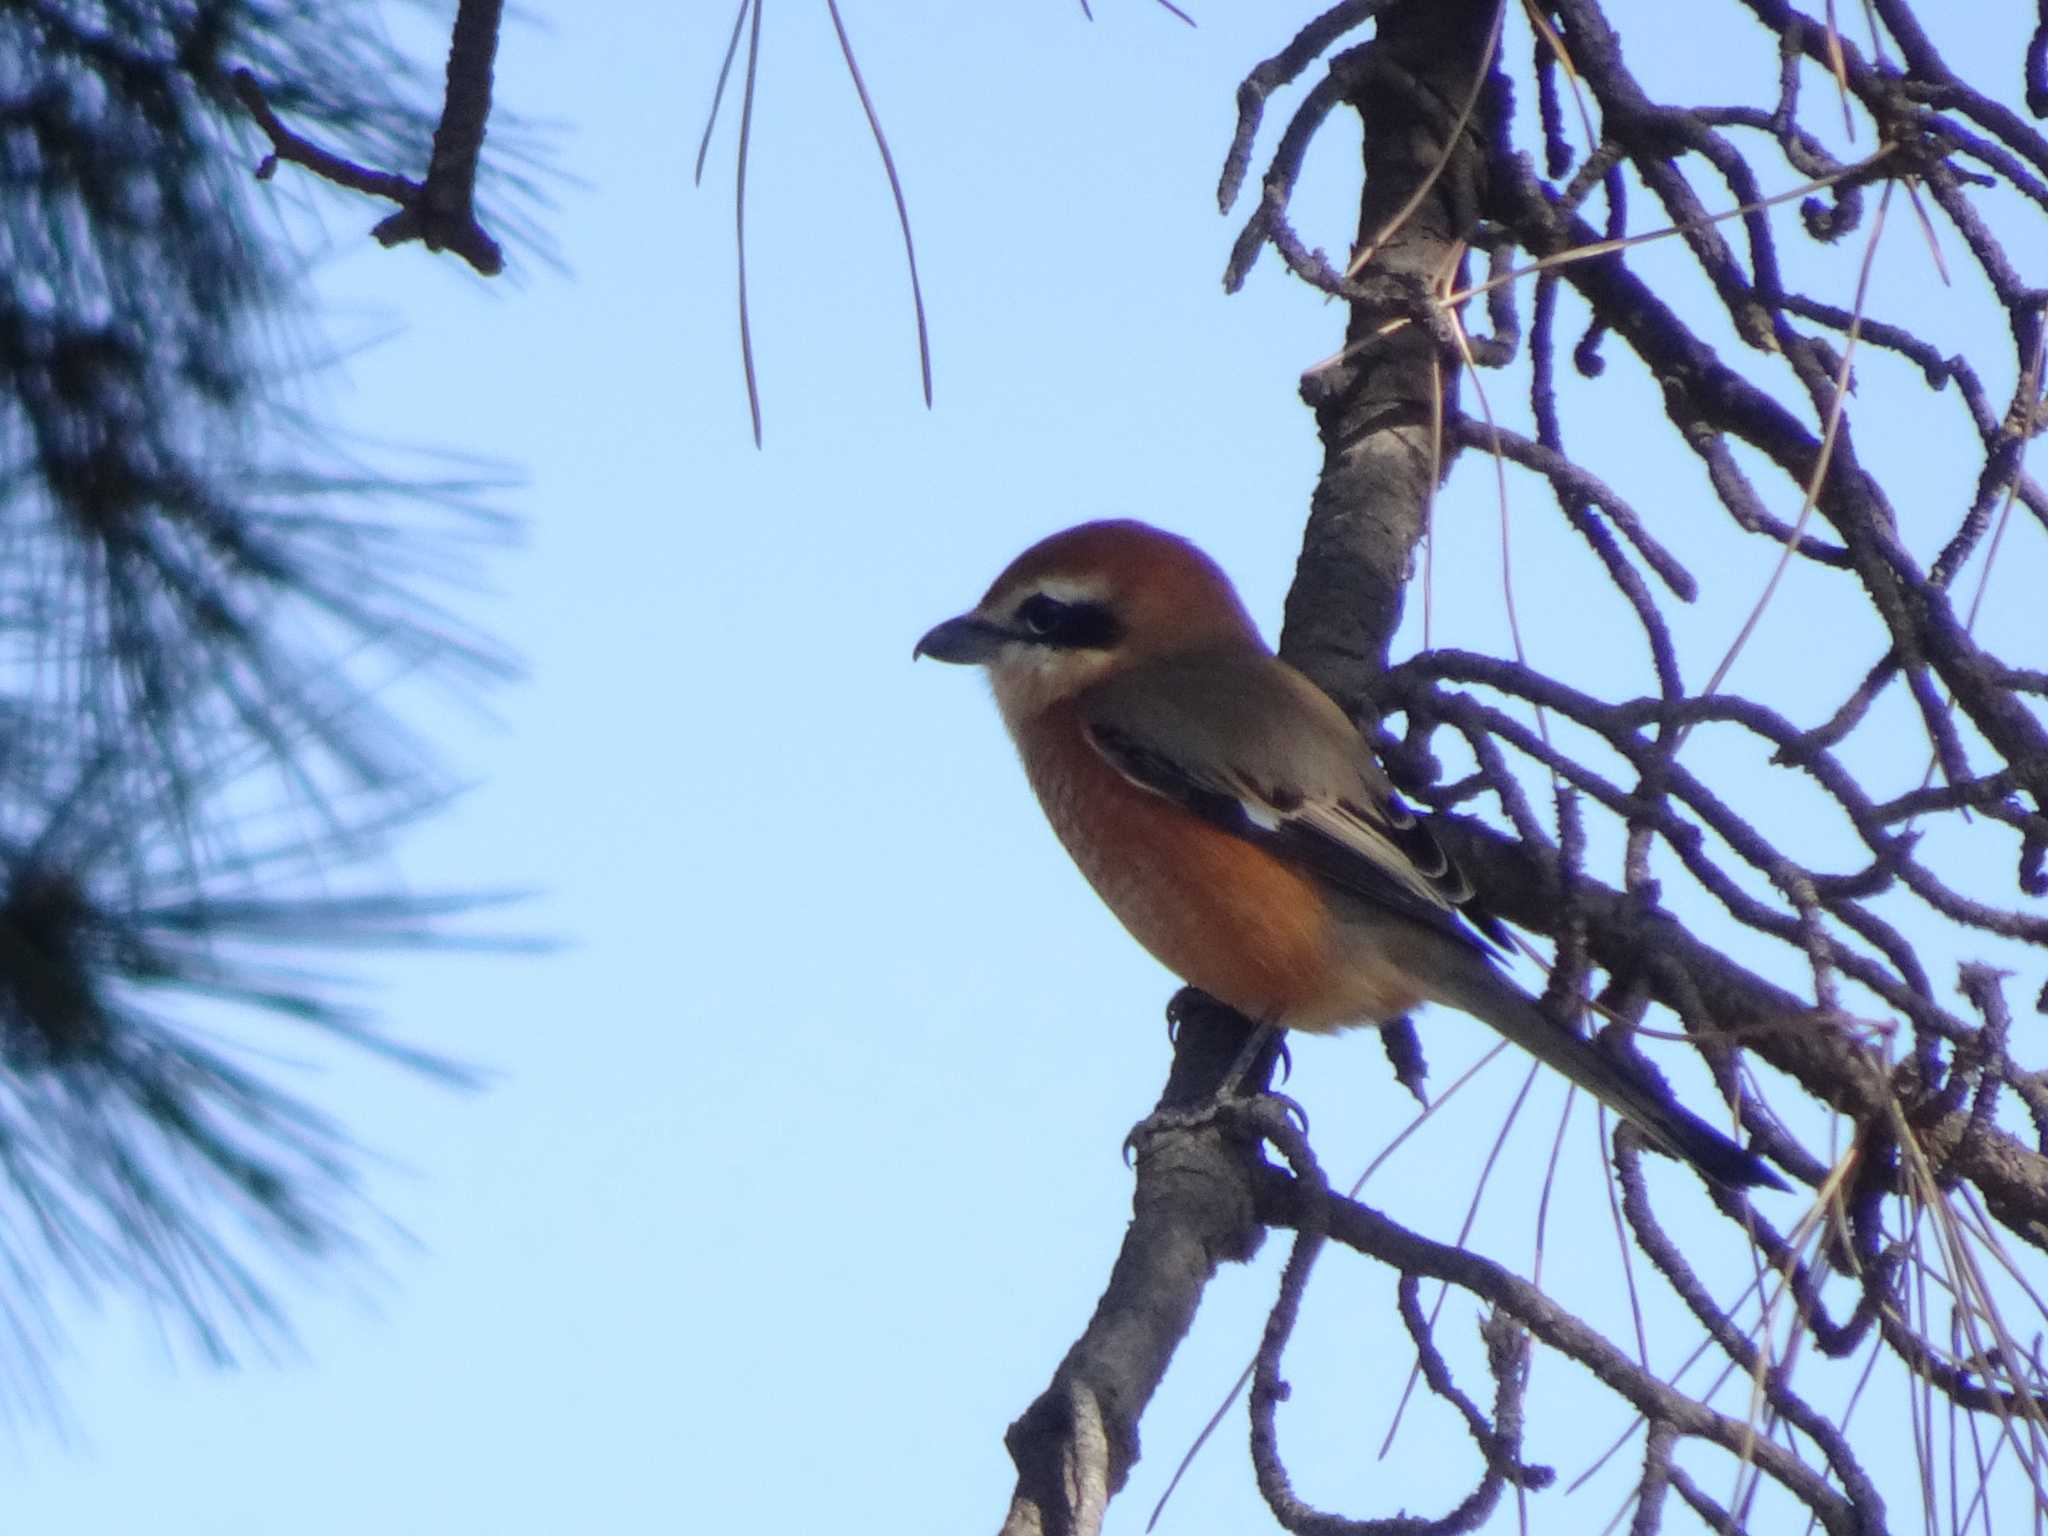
[1122,1086,1309,1165]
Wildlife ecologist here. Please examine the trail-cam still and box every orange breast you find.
[1015,705,1424,1031]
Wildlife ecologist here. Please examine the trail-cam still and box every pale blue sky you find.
[7,3,2043,1533]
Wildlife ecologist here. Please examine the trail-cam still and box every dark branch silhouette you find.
[988,1,2048,1531]
[232,0,507,274]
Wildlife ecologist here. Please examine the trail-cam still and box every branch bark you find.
[995,6,1506,1530]
[234,0,506,274]
[998,999,1273,1536]
[989,0,2048,1527]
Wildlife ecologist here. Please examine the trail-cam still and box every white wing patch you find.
[1240,799,1285,832]
[1285,795,1456,914]
[1219,771,1454,916]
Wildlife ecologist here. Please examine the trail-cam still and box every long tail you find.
[1427,958,1787,1191]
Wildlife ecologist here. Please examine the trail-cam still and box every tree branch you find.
[233,0,506,275]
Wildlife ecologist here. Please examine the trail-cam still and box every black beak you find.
[913,613,1008,664]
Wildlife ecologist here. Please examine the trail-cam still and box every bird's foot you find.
[1122,1087,1308,1165]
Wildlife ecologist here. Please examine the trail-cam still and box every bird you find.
[914,518,1783,1190]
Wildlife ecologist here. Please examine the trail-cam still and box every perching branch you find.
[998,998,1277,1536]
[992,0,2048,1529]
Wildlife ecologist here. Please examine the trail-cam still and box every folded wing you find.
[1080,649,1507,957]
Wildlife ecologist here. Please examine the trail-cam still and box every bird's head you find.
[914,520,1261,720]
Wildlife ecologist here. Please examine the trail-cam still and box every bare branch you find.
[233,0,506,275]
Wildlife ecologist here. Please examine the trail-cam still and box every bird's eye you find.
[1016,594,1068,635]
[1010,592,1124,650]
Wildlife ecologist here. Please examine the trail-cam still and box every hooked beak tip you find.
[914,614,1004,665]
